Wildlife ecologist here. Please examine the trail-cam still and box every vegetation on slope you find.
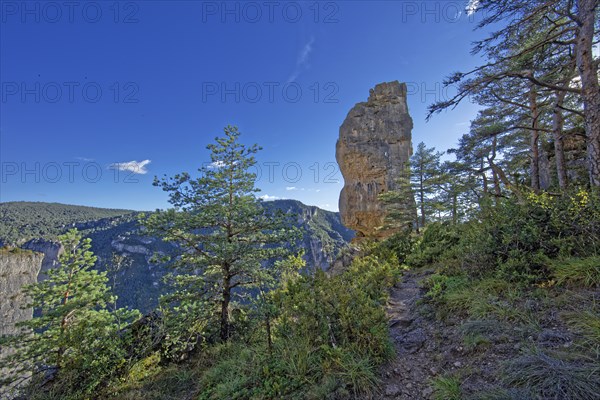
[409,190,600,399]
[0,202,134,245]
[1,128,393,400]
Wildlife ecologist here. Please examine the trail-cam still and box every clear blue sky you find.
[1,1,486,211]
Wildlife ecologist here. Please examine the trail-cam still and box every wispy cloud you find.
[210,160,226,169]
[286,186,298,191]
[76,156,94,162]
[259,194,281,201]
[288,37,315,82]
[110,159,151,174]
[466,0,480,16]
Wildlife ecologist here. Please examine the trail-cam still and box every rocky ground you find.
[377,270,438,399]
[376,269,600,400]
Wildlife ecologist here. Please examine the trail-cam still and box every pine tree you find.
[378,162,417,233]
[411,142,444,229]
[144,125,299,343]
[429,0,599,186]
[0,229,139,396]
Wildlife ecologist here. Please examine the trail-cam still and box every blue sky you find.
[1,1,486,211]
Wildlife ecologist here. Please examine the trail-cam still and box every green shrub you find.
[194,253,398,399]
[371,232,414,265]
[406,222,463,268]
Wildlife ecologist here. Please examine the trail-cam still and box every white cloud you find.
[466,0,480,16]
[110,159,151,174]
[76,156,94,162]
[259,194,281,201]
[209,160,227,169]
[286,186,298,191]
[288,37,315,82]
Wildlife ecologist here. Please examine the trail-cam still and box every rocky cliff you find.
[336,81,414,238]
[21,238,63,279]
[0,248,44,398]
[0,248,43,336]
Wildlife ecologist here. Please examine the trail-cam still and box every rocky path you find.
[377,270,438,399]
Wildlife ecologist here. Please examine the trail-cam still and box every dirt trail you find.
[376,270,438,399]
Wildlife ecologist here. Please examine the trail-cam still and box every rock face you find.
[21,238,63,279]
[336,81,414,238]
[0,248,44,398]
[0,249,44,336]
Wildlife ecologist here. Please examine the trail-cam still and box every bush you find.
[424,190,600,283]
[194,253,399,399]
[371,232,414,265]
[406,222,463,269]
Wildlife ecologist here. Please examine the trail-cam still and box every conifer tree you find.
[411,142,444,229]
[144,125,299,342]
[0,229,139,396]
[379,162,417,233]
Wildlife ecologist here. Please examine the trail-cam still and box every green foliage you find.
[0,229,140,399]
[411,142,445,228]
[143,126,300,346]
[0,202,133,244]
[563,308,600,355]
[370,231,414,266]
[412,190,600,283]
[431,375,462,400]
[194,253,398,399]
[378,162,417,233]
[551,256,600,288]
[407,222,463,269]
[502,348,600,400]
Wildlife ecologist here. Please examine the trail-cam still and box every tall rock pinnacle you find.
[336,81,414,238]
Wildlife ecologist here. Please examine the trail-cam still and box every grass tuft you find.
[551,256,600,288]
[431,375,462,400]
[502,348,600,400]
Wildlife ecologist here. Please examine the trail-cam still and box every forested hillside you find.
[0,202,134,245]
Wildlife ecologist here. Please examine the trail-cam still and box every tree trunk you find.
[265,315,273,353]
[452,193,458,224]
[481,157,489,195]
[491,135,501,203]
[539,137,552,190]
[529,86,541,191]
[220,273,231,341]
[575,0,600,186]
[419,173,425,228]
[552,90,569,189]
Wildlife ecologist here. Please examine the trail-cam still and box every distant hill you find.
[0,202,135,245]
[0,200,353,312]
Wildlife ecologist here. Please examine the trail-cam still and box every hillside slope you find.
[0,202,134,245]
[0,201,353,312]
